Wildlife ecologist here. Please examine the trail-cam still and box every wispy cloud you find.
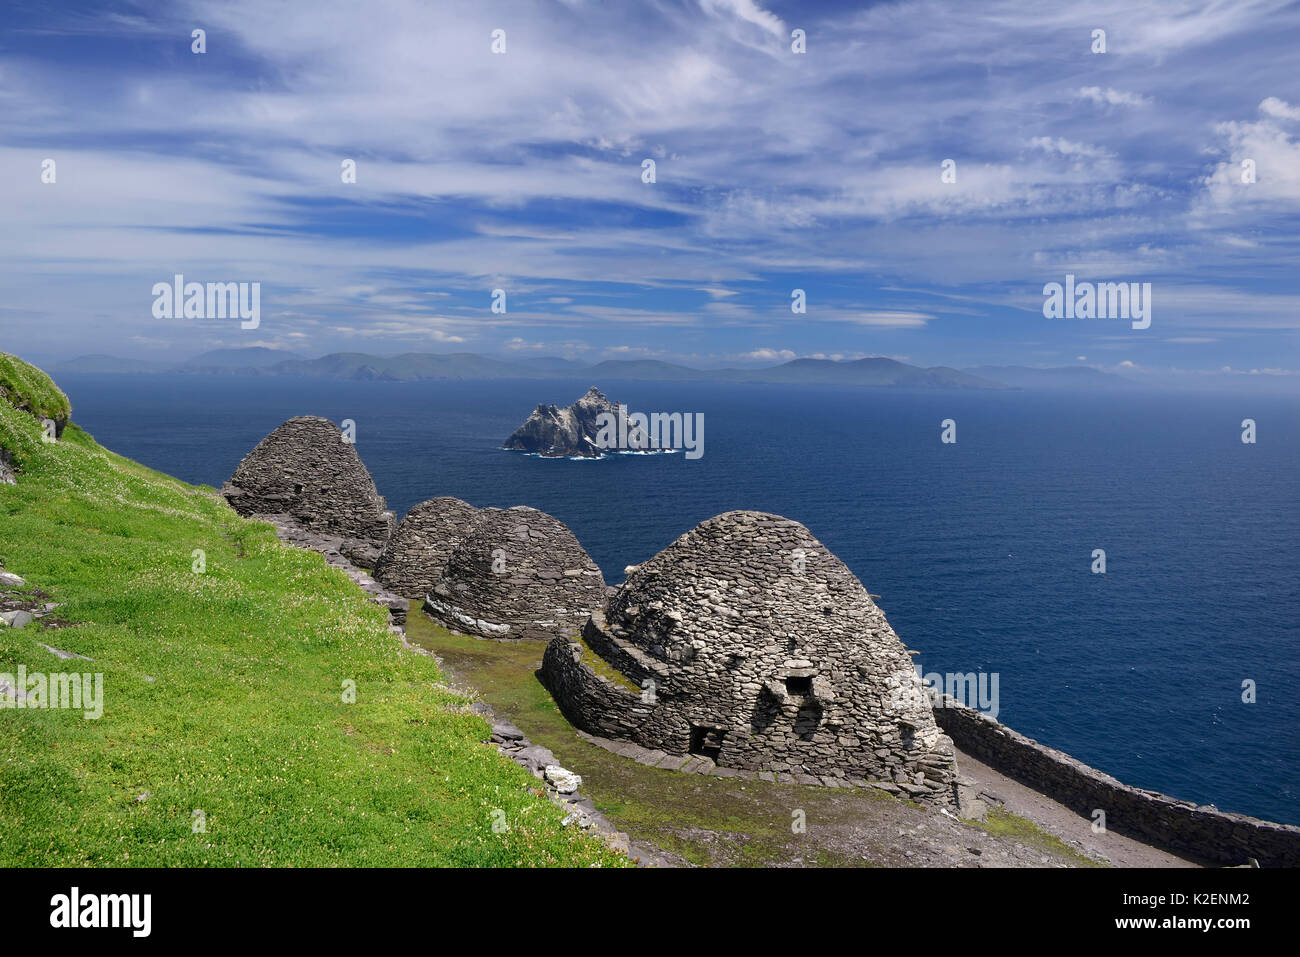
[0,0,1296,379]
[1075,87,1152,108]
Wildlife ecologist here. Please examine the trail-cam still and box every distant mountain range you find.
[48,348,1136,391]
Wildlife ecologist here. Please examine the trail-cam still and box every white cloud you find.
[1075,87,1151,108]
[1029,137,1114,160]
[850,311,931,327]
[2,0,1298,367]
[698,0,786,40]
[1197,98,1300,211]
[1259,96,1300,121]
[741,348,797,361]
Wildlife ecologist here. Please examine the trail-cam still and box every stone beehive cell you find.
[221,416,394,564]
[373,496,482,598]
[422,505,606,641]
[541,510,956,804]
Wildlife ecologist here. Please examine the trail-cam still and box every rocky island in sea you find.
[503,386,647,458]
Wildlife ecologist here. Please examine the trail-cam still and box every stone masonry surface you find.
[541,510,956,806]
[221,416,394,566]
[374,496,481,599]
[423,505,606,641]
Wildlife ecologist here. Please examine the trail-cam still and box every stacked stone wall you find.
[541,511,956,804]
[423,506,605,641]
[374,496,481,598]
[936,698,1300,866]
[221,416,394,564]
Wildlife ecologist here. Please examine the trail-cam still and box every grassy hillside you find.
[0,359,624,867]
[1,352,71,423]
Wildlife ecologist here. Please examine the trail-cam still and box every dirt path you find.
[952,747,1200,868]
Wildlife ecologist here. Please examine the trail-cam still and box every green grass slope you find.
[0,361,624,867]
[1,352,72,425]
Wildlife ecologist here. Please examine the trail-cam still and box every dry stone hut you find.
[541,510,956,803]
[221,416,395,565]
[422,506,606,641]
[373,496,482,598]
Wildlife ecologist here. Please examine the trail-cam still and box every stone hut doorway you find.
[689,723,725,761]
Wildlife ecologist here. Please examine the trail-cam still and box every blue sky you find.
[2,0,1299,383]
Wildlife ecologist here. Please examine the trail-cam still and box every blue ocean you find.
[53,373,1300,825]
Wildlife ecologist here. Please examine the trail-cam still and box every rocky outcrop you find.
[221,416,394,566]
[0,448,15,485]
[373,496,481,598]
[503,386,641,458]
[422,506,606,640]
[540,510,956,805]
[0,563,68,634]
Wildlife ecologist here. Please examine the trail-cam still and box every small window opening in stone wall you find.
[689,725,724,760]
[785,675,813,696]
[293,483,304,495]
